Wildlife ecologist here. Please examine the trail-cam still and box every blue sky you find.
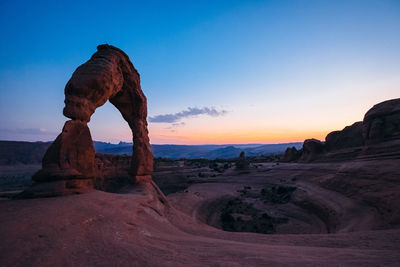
[0,0,399,144]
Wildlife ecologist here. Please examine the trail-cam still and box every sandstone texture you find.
[94,153,131,192]
[33,120,95,182]
[27,45,154,196]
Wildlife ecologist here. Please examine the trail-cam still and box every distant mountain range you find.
[0,141,51,165]
[0,140,302,165]
[94,141,303,160]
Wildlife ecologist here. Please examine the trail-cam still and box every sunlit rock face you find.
[62,44,153,179]
[27,45,154,197]
[63,46,124,122]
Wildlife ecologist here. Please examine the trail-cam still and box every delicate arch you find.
[33,45,153,190]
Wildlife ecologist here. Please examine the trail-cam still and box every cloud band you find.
[149,107,227,123]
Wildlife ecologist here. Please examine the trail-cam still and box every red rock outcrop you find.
[299,139,325,162]
[26,45,154,197]
[63,44,153,180]
[32,120,95,183]
[94,153,131,192]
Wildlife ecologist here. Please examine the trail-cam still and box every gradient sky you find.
[0,0,399,144]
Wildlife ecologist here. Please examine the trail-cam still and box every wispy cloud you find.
[164,122,186,132]
[149,107,228,123]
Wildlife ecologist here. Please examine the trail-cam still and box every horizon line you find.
[0,139,305,146]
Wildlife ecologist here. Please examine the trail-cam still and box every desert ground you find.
[1,145,400,266]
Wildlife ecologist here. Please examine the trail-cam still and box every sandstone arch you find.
[32,45,153,195]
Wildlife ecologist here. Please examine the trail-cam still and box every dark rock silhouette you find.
[281,147,301,162]
[236,151,249,170]
[26,45,154,197]
[299,139,325,162]
[363,98,400,144]
[325,121,364,151]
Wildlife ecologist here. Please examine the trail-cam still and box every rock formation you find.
[94,153,131,192]
[25,45,154,197]
[299,139,325,162]
[282,98,400,163]
[32,120,95,182]
[325,121,364,151]
[363,98,400,144]
[281,147,301,162]
[236,151,249,170]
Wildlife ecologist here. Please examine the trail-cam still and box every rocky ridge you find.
[283,98,400,162]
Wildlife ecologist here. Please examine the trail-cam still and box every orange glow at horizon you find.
[89,89,400,145]
[147,126,331,145]
[180,131,328,144]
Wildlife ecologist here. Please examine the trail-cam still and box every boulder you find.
[299,139,325,162]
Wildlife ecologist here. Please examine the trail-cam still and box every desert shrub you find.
[261,186,296,204]
[219,197,285,234]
